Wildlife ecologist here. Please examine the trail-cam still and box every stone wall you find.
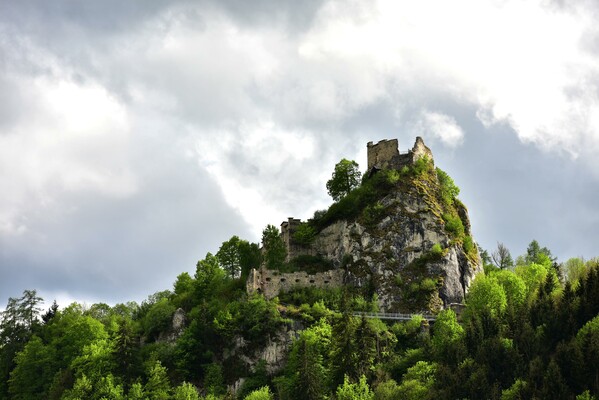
[367,139,401,170]
[367,136,434,172]
[246,267,345,299]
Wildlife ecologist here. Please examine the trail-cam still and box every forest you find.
[2,160,599,400]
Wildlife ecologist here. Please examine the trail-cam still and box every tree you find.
[239,241,261,279]
[173,382,200,400]
[431,309,464,363]
[261,225,287,270]
[217,236,243,279]
[336,375,374,400]
[42,300,59,324]
[492,242,514,270]
[145,361,171,400]
[195,252,226,301]
[523,239,555,266]
[8,336,56,399]
[326,159,361,201]
[244,386,274,400]
[465,275,507,318]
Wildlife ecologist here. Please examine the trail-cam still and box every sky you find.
[1,0,599,309]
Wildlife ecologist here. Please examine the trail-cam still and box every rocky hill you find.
[248,137,483,313]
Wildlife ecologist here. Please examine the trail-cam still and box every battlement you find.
[367,137,433,173]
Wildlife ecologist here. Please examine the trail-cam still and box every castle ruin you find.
[366,136,433,174]
[247,137,437,300]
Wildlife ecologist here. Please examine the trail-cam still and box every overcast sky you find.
[1,0,599,308]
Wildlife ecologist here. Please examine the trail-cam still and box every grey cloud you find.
[0,141,252,305]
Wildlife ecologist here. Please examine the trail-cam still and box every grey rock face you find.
[312,187,482,312]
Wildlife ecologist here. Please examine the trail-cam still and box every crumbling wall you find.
[367,137,434,172]
[367,139,401,170]
[246,267,345,299]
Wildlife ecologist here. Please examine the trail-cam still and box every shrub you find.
[463,236,475,257]
[436,167,460,207]
[442,213,465,238]
[420,278,437,292]
[362,202,385,226]
[430,243,443,258]
[412,156,433,176]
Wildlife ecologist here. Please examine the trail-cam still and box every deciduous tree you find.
[326,159,361,201]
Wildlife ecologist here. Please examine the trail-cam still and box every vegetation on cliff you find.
[1,142,598,399]
[2,244,599,399]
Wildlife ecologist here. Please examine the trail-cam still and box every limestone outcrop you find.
[247,137,483,312]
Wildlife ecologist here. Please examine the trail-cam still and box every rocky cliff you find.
[248,137,483,313]
[312,173,481,312]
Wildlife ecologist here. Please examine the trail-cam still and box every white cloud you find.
[415,111,464,148]
[297,0,599,158]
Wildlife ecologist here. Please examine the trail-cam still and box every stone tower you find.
[367,136,433,172]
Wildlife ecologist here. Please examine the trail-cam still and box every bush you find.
[442,213,465,238]
[436,167,460,207]
[420,278,437,292]
[430,243,443,258]
[312,171,396,231]
[463,236,475,257]
[362,202,385,226]
[412,156,433,176]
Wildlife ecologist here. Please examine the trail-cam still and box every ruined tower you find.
[367,136,434,173]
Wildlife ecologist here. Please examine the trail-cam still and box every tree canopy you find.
[326,159,362,201]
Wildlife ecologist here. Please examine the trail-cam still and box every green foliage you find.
[195,252,226,301]
[336,375,374,400]
[313,170,397,231]
[326,158,362,201]
[431,310,464,362]
[442,213,465,238]
[217,236,243,279]
[565,257,588,286]
[293,223,317,246]
[145,361,171,400]
[244,385,274,400]
[204,363,225,396]
[430,243,443,258]
[463,235,475,257]
[492,269,527,308]
[374,379,401,399]
[362,201,385,226]
[412,156,433,176]
[514,262,551,297]
[501,379,528,400]
[173,382,199,400]
[396,361,437,400]
[436,167,460,207]
[465,275,507,318]
[8,336,56,399]
[278,286,343,309]
[141,297,176,341]
[523,239,555,266]
[262,224,287,270]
